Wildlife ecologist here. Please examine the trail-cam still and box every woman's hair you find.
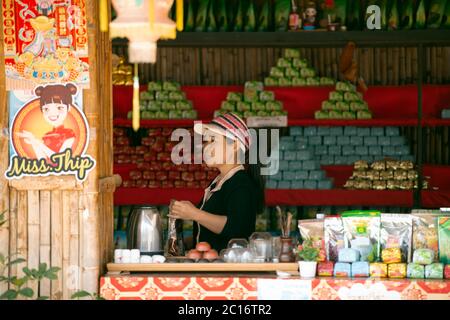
[35,83,77,111]
[226,137,265,213]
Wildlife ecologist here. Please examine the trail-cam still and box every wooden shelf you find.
[107,262,299,273]
[113,30,450,48]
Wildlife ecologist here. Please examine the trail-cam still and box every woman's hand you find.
[168,200,200,221]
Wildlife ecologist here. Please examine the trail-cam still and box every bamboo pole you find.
[39,190,51,297]
[27,191,40,299]
[8,189,18,283]
[0,3,10,294]
[50,190,63,299]
[61,191,71,299]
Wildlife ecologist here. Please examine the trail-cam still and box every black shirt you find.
[193,170,258,252]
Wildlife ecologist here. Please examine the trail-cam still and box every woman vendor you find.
[169,113,265,251]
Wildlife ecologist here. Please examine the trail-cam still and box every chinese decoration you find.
[2,0,90,90]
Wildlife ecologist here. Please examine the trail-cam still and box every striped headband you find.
[204,113,251,151]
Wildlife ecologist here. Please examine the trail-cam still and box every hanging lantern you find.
[108,0,183,131]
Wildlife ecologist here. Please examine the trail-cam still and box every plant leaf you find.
[0,289,18,300]
[37,296,49,300]
[11,277,27,287]
[71,290,92,299]
[19,287,34,298]
[23,267,33,277]
[7,258,26,267]
[39,263,47,273]
[0,253,5,265]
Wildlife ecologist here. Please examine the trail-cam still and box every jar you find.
[249,232,272,263]
[279,237,295,263]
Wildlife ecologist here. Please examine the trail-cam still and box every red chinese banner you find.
[2,0,89,90]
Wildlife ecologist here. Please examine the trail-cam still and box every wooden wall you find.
[0,0,113,299]
[112,45,450,86]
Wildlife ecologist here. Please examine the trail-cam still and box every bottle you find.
[289,0,300,31]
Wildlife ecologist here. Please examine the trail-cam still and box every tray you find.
[107,262,299,273]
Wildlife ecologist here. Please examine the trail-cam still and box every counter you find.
[100,274,450,300]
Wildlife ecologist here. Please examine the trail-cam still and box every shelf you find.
[113,117,450,128]
[113,30,450,48]
[107,262,299,273]
[113,118,201,128]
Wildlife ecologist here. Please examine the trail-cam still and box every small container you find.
[298,261,317,278]
[114,249,123,263]
[227,238,249,249]
[249,232,273,263]
[272,237,281,263]
[279,237,295,262]
[121,249,131,263]
[130,249,140,263]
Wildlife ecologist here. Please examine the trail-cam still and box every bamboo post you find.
[0,3,10,294]
[39,191,51,297]
[8,189,18,282]
[50,190,63,299]
[27,191,40,299]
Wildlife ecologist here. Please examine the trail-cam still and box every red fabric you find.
[113,85,450,121]
[42,126,75,153]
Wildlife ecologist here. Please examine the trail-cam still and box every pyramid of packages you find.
[315,81,373,120]
[264,48,335,87]
[129,81,197,120]
[215,81,288,118]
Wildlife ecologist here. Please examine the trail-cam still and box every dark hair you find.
[35,83,77,111]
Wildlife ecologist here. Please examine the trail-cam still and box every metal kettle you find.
[127,206,163,255]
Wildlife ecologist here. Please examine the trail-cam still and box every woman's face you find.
[203,130,241,168]
[42,103,69,127]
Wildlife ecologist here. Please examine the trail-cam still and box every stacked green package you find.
[264,48,335,87]
[129,81,197,120]
[214,81,288,118]
[315,81,372,120]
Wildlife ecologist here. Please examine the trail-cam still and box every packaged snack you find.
[438,216,450,264]
[317,261,334,277]
[278,78,292,86]
[226,92,243,102]
[264,77,278,86]
[265,101,283,111]
[148,81,162,91]
[285,68,300,78]
[155,91,170,101]
[354,160,369,171]
[244,89,260,102]
[336,81,356,92]
[334,262,351,277]
[380,214,412,262]
[320,77,335,86]
[352,261,370,277]
[292,77,307,86]
[344,91,362,102]
[388,263,407,278]
[140,91,154,101]
[306,77,320,86]
[338,248,360,263]
[413,248,435,265]
[370,263,388,278]
[292,58,307,68]
[277,58,292,68]
[324,217,345,261]
[284,48,300,58]
[407,263,425,278]
[259,91,275,102]
[270,67,285,78]
[425,263,444,279]
[298,219,326,261]
[300,67,316,78]
[357,110,372,119]
[412,213,441,260]
[342,211,381,262]
[445,265,450,279]
[244,81,264,91]
[163,81,180,91]
[329,91,344,101]
[382,248,402,264]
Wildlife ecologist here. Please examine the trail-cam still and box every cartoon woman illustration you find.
[17,83,77,161]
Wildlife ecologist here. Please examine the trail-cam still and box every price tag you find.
[246,116,288,128]
[257,279,312,300]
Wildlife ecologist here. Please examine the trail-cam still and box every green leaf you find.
[19,287,34,298]
[0,289,19,300]
[7,258,26,267]
[95,294,106,300]
[23,267,33,277]
[11,277,27,287]
[38,263,48,273]
[71,290,92,299]
[37,296,49,300]
[0,253,5,265]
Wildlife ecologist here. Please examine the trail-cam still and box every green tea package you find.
[274,0,290,31]
[415,0,427,29]
[195,0,209,31]
[401,0,414,29]
[216,0,229,31]
[438,216,450,264]
[206,0,217,31]
[243,0,256,31]
[443,0,450,28]
[380,214,413,263]
[342,210,381,262]
[427,0,447,28]
[387,0,400,30]
[233,0,246,31]
[257,0,270,31]
[184,0,196,31]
